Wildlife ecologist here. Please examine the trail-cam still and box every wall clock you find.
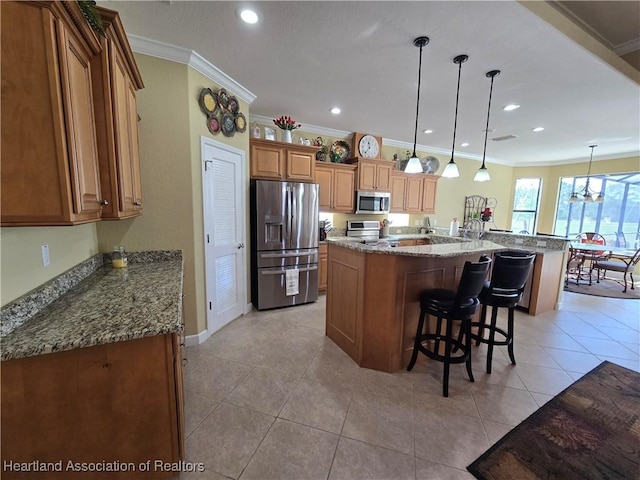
[352,132,382,159]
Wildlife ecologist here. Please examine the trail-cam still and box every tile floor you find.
[178,292,639,480]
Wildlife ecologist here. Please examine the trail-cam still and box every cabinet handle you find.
[133,201,142,206]
[100,200,109,206]
[237,243,245,249]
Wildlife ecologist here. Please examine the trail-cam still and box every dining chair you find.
[591,247,640,293]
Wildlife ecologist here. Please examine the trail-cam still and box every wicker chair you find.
[591,247,640,293]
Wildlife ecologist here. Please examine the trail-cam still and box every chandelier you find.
[569,145,604,203]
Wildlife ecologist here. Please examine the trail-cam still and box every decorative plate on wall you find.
[330,140,351,163]
[228,96,240,114]
[221,112,236,136]
[198,88,217,116]
[207,115,221,134]
[421,156,440,174]
[217,88,230,111]
[235,113,247,133]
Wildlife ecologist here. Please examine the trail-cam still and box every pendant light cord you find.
[450,61,463,160]
[412,42,424,158]
[481,79,494,168]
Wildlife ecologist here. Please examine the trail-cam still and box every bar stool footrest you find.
[469,323,512,346]
[415,333,471,364]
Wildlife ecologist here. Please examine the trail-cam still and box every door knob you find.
[237,243,245,249]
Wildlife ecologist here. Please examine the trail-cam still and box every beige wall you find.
[0,224,99,305]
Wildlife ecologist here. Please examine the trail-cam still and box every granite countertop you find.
[327,238,507,258]
[1,251,184,361]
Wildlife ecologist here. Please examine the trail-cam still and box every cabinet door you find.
[286,148,315,182]
[405,176,423,213]
[250,143,285,179]
[113,52,136,214]
[390,175,406,213]
[127,83,143,210]
[358,161,377,190]
[318,243,328,291]
[59,20,103,218]
[422,177,437,213]
[333,168,356,212]
[375,162,392,191]
[316,165,333,210]
[398,239,417,247]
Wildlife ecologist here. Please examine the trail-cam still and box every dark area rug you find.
[467,361,640,480]
[564,276,640,299]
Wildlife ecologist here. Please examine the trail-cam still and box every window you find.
[387,213,410,227]
[511,178,542,234]
[554,173,640,248]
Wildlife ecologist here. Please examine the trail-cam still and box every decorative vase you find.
[281,129,292,143]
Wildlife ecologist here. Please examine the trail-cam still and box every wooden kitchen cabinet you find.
[349,158,392,191]
[316,162,356,212]
[1,333,184,479]
[390,172,439,214]
[1,1,104,226]
[250,139,316,182]
[92,7,145,219]
[318,243,328,291]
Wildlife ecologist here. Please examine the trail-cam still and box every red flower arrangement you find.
[273,115,301,130]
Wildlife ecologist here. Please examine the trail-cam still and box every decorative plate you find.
[218,88,230,110]
[207,115,220,135]
[421,156,440,174]
[228,96,240,114]
[198,88,217,115]
[221,112,236,136]
[235,112,247,133]
[330,140,351,163]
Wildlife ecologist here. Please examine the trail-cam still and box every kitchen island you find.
[1,251,184,479]
[325,239,507,373]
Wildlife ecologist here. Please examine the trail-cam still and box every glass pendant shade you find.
[584,194,594,203]
[405,155,423,173]
[569,193,580,203]
[441,159,460,178]
[405,36,429,173]
[473,166,491,182]
[595,193,604,203]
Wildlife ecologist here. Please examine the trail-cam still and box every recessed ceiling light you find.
[239,8,259,24]
[330,107,341,115]
[503,104,520,111]
[461,142,470,147]
[423,129,433,134]
[532,127,545,132]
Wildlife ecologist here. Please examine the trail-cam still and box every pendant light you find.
[404,36,429,173]
[474,70,500,182]
[442,55,468,178]
[569,145,603,203]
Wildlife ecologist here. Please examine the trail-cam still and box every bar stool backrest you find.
[456,256,492,304]
[489,251,536,298]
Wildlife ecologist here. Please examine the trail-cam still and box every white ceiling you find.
[98,1,640,168]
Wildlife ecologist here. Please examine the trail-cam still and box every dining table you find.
[568,242,638,285]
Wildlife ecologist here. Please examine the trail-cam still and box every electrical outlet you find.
[515,238,524,244]
[536,240,547,247]
[41,244,50,267]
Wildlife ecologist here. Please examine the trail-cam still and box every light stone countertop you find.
[327,238,508,258]
[1,251,184,361]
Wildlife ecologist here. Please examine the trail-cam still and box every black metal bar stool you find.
[407,256,491,397]
[470,251,535,374]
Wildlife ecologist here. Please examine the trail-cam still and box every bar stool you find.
[471,251,535,374]
[407,256,492,397]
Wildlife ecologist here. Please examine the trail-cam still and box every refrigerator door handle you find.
[260,252,317,259]
[288,186,294,248]
[260,266,318,275]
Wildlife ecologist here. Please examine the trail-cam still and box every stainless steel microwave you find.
[355,190,390,214]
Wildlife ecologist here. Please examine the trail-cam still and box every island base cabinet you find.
[1,334,184,479]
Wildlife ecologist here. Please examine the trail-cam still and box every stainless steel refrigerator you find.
[250,179,319,310]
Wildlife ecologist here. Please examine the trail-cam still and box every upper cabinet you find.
[1,2,145,226]
[390,172,439,214]
[315,162,356,213]
[1,1,104,226]
[92,7,145,219]
[250,139,316,182]
[351,158,392,192]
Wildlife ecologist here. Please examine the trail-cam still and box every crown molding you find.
[127,34,256,105]
[515,150,640,168]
